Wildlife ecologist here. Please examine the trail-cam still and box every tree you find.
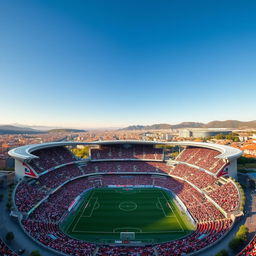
[216,133,225,140]
[71,146,89,158]
[238,157,256,165]
[229,237,242,251]
[6,201,12,211]
[234,137,240,142]
[229,225,249,252]
[5,232,14,242]
[236,225,249,242]
[30,250,41,256]
[215,249,229,256]
[170,152,179,159]
[249,179,255,189]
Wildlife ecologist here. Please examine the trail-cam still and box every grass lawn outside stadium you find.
[60,187,195,244]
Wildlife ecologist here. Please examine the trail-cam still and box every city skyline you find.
[1,0,256,128]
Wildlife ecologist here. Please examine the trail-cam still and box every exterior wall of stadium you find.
[179,129,232,138]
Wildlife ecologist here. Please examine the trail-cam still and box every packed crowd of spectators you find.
[155,219,232,255]
[15,182,47,212]
[176,147,226,174]
[15,164,83,212]
[28,146,77,174]
[170,164,217,189]
[20,173,232,256]
[239,235,256,256]
[97,245,155,256]
[163,179,224,222]
[101,174,155,186]
[208,181,240,212]
[169,164,239,214]
[29,178,93,223]
[33,164,82,190]
[91,145,163,160]
[0,239,17,256]
[84,161,170,174]
[22,220,95,256]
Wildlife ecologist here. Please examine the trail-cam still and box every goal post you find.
[120,232,135,240]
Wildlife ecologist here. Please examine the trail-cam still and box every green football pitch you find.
[60,187,195,244]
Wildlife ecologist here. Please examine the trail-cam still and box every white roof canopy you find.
[8,140,243,161]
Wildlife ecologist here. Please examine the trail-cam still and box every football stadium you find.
[4,140,247,255]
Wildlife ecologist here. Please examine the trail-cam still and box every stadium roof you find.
[8,140,242,161]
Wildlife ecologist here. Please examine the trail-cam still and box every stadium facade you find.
[179,128,232,138]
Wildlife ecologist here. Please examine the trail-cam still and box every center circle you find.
[119,201,137,212]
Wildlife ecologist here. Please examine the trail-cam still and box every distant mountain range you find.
[121,120,256,130]
[0,125,43,134]
[204,120,256,129]
[1,120,256,134]
[48,129,86,133]
[0,125,86,134]
[11,123,61,131]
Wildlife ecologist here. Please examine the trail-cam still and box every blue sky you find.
[1,0,256,128]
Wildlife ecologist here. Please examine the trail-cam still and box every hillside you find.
[47,129,86,133]
[122,124,173,130]
[204,120,256,129]
[122,122,204,130]
[0,125,43,134]
[170,122,204,129]
[0,125,86,134]
[121,120,256,130]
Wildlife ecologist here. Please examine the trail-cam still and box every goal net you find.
[120,232,135,240]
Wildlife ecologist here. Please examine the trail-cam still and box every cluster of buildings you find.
[0,128,256,172]
[75,130,175,142]
[0,133,71,169]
